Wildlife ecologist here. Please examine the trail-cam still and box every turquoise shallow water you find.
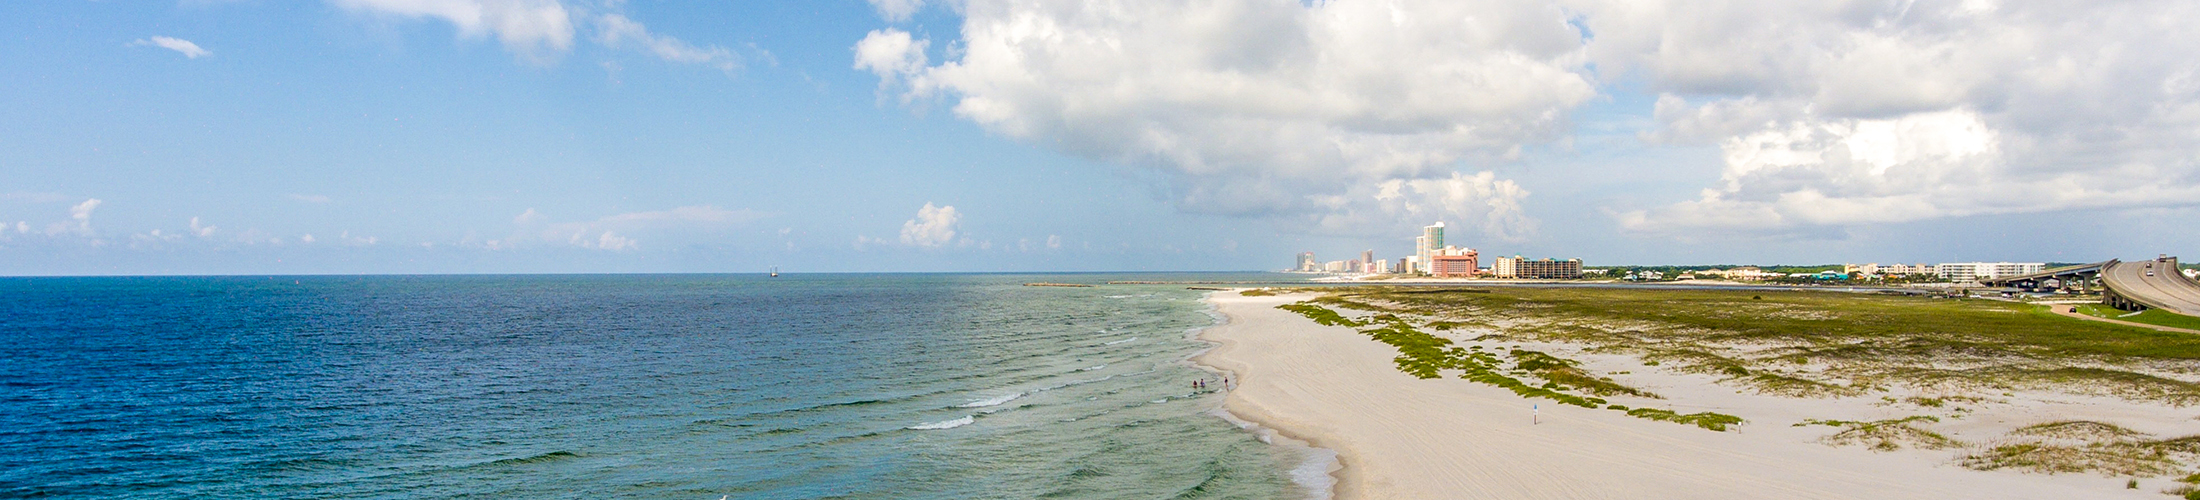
[0,273,1314,499]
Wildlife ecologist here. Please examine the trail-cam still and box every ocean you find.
[0,273,1320,499]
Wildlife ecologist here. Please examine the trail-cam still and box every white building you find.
[1700,267,1782,281]
[1935,262,2046,282]
[1415,222,1445,274]
[1881,263,1936,276]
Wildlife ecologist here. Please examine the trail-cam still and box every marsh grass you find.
[1796,416,1962,451]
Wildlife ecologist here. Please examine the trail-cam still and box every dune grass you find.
[1626,407,1745,432]
[1960,424,2200,477]
[1274,301,1735,429]
[1796,416,1962,451]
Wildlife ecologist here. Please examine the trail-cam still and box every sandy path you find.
[2045,304,2200,334]
[1195,292,2153,500]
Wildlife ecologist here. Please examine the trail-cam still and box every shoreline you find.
[1185,292,1342,500]
[1191,289,2166,499]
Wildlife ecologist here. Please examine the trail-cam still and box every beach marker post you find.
[1533,404,1539,425]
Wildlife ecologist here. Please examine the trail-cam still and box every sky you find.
[3,0,2197,275]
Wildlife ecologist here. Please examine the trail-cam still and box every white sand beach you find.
[1196,291,2185,499]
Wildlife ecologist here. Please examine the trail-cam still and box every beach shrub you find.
[1510,349,1661,399]
[1278,303,1364,328]
[1626,408,1745,432]
[1796,416,1960,451]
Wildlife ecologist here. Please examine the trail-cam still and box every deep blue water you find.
[0,273,1311,499]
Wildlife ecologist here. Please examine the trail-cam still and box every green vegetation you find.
[1277,303,1362,328]
[2074,304,2200,332]
[1796,416,1961,451]
[1275,301,1736,430]
[2009,420,2149,441]
[1625,407,1745,431]
[1238,288,1276,297]
[1960,422,2200,477]
[1513,349,1662,398]
[1305,286,2200,405]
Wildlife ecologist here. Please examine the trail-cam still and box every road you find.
[2044,304,2200,334]
[2101,259,2200,317]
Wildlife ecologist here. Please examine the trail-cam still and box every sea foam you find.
[1104,337,1138,345]
[957,393,1024,408]
[908,416,974,430]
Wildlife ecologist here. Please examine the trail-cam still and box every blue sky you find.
[4,1,2197,274]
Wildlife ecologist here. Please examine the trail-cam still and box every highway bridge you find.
[1983,256,2200,317]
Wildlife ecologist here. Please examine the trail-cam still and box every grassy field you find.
[2075,304,2200,331]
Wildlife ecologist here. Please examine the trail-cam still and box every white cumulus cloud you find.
[898,202,960,248]
[131,36,211,58]
[66,199,102,236]
[572,230,635,251]
[853,29,927,90]
[332,0,575,62]
[1596,0,2200,233]
[189,217,216,237]
[859,0,2200,240]
[858,0,1588,239]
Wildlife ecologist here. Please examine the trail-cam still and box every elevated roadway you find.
[1981,260,2112,292]
[2101,257,2200,317]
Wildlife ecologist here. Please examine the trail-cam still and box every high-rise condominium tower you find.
[1417,222,1445,274]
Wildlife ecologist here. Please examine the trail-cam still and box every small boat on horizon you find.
[770,266,779,278]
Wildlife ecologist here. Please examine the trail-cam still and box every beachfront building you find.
[1296,252,1317,272]
[1415,222,1445,275]
[1844,263,1881,276]
[1882,263,1936,276]
[1935,262,2046,283]
[1428,247,1479,277]
[1492,256,1583,279]
[1699,267,1781,281]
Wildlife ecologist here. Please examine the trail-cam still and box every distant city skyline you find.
[4,1,2197,275]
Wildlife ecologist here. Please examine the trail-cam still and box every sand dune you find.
[1196,291,2163,499]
